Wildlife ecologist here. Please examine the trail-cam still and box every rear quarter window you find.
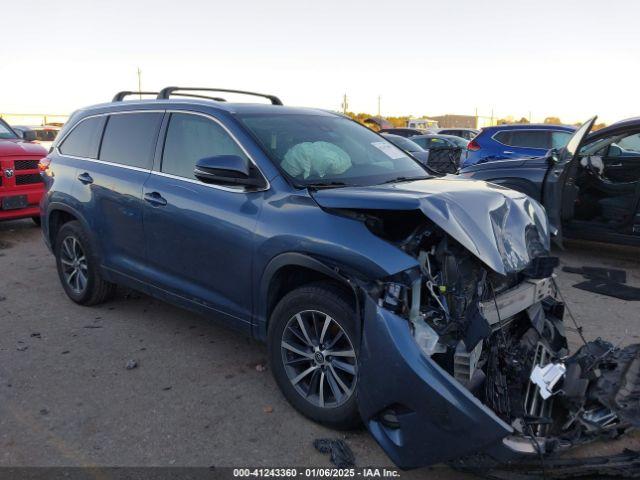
[99,112,163,169]
[59,116,106,158]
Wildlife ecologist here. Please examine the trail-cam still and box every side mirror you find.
[607,144,622,157]
[547,149,560,165]
[194,155,264,187]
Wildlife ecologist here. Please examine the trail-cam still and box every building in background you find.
[430,114,478,129]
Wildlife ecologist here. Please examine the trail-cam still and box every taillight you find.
[467,139,480,151]
[38,157,51,172]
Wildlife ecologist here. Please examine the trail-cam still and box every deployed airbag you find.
[281,141,351,179]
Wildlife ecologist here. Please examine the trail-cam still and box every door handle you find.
[608,163,623,167]
[144,191,167,207]
[503,151,514,154]
[77,172,93,184]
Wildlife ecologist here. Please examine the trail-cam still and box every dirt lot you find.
[1,218,639,478]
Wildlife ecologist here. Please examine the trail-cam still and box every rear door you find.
[543,117,596,245]
[74,111,163,277]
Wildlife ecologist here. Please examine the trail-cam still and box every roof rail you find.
[112,91,159,102]
[170,92,227,102]
[157,87,283,106]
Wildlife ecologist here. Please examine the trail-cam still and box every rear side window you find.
[551,131,572,148]
[59,116,106,158]
[161,113,250,180]
[494,130,550,149]
[99,112,163,169]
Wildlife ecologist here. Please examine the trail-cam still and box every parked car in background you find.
[464,124,576,167]
[411,134,469,168]
[380,133,429,164]
[429,127,479,140]
[12,125,61,151]
[0,117,47,224]
[460,116,640,246]
[40,89,638,470]
[378,127,426,138]
[410,133,469,150]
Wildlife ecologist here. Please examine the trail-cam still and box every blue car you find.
[464,124,576,167]
[39,88,637,471]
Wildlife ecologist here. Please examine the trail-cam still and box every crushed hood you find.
[310,177,550,275]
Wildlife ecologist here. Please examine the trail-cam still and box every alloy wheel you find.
[280,310,357,408]
[59,236,88,294]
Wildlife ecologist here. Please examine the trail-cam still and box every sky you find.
[1,0,639,124]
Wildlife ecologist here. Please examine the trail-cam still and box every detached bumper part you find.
[357,296,513,469]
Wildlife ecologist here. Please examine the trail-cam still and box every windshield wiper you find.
[380,176,429,185]
[305,181,349,189]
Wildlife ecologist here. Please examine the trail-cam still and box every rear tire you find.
[54,221,116,305]
[268,282,360,430]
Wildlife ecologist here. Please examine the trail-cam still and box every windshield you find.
[236,113,429,187]
[34,129,59,142]
[382,134,424,152]
[0,119,17,139]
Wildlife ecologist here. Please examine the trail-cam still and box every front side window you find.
[0,119,17,139]
[100,112,163,169]
[59,116,106,158]
[161,113,250,179]
[237,113,428,187]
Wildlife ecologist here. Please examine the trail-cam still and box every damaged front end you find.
[324,193,640,471]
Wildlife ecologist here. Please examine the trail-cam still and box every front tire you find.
[268,282,360,429]
[54,221,116,305]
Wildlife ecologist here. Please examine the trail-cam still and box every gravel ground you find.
[1,219,639,478]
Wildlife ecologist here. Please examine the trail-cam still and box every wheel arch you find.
[255,253,361,342]
[46,203,101,258]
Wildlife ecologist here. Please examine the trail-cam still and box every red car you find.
[0,117,47,224]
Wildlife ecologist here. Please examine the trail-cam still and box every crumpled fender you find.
[311,177,550,275]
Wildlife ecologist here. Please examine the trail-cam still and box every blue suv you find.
[464,124,576,167]
[39,87,637,471]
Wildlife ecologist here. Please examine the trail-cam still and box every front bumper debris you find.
[357,296,513,469]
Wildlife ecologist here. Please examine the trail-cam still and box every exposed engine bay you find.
[359,209,640,471]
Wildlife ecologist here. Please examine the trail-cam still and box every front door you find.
[543,117,596,245]
[142,112,265,328]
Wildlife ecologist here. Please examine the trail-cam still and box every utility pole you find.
[341,93,349,114]
[377,95,381,117]
[137,67,142,100]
